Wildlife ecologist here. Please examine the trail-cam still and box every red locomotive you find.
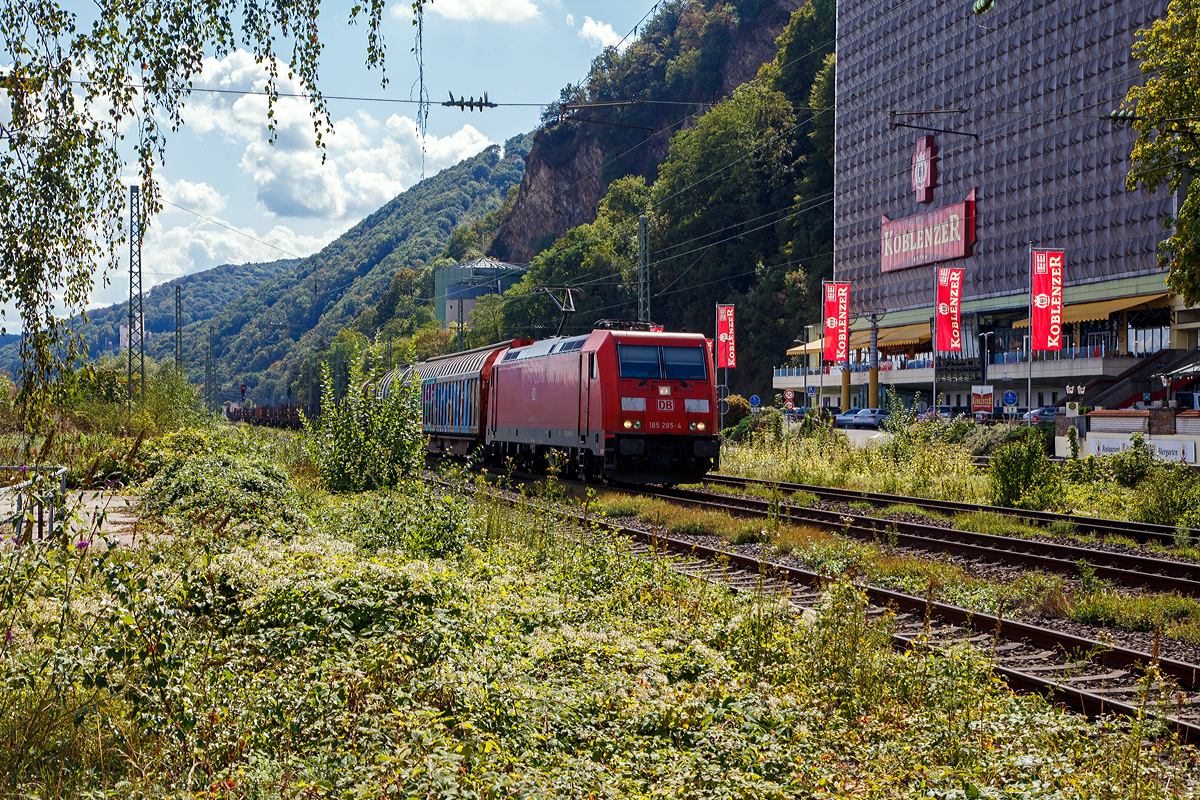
[380,329,720,484]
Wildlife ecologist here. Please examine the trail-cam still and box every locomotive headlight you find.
[623,419,633,429]
[689,421,707,431]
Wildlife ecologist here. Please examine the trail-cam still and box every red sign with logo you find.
[911,136,938,203]
[936,267,963,352]
[823,282,850,362]
[880,190,976,273]
[716,305,736,368]
[1030,250,1064,351]
[971,385,993,413]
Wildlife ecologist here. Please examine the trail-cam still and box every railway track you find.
[702,473,1193,547]
[440,473,1200,743]
[638,484,1200,597]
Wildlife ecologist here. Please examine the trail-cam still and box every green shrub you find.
[304,354,424,492]
[989,436,1058,509]
[325,486,475,558]
[141,450,304,535]
[725,406,783,443]
[723,394,751,427]
[68,358,209,436]
[1109,432,1155,487]
[1129,461,1200,526]
[964,422,1045,457]
[140,426,275,479]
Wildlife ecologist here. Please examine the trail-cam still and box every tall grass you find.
[720,424,987,502]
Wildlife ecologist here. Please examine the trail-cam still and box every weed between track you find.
[595,490,1200,645]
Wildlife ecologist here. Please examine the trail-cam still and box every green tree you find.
[1122,0,1200,302]
[0,1,419,422]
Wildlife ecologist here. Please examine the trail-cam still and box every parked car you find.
[919,405,954,421]
[851,408,890,429]
[835,407,863,427]
[1022,406,1060,423]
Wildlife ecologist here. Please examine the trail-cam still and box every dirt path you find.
[0,490,143,547]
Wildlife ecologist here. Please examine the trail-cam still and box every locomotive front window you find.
[618,345,661,379]
[662,346,707,381]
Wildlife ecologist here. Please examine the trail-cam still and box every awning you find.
[787,337,824,355]
[878,321,932,346]
[1012,292,1169,328]
[785,329,872,356]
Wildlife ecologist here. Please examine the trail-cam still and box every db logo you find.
[826,316,838,328]
[657,399,674,411]
[718,333,729,341]
[938,303,949,314]
[1034,294,1050,309]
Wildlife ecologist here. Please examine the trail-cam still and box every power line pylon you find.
[128,185,145,405]
[174,284,182,368]
[204,324,216,411]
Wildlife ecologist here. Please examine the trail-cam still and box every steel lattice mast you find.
[128,185,145,405]
[175,284,182,367]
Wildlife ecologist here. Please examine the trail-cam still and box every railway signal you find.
[241,385,247,402]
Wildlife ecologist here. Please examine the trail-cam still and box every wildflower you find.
[75,541,90,552]
[3,629,11,645]
[18,465,28,473]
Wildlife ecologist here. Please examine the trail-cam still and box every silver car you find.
[835,407,863,427]
[852,408,890,429]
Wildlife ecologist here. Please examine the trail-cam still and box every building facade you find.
[775,0,1199,413]
[433,257,528,325]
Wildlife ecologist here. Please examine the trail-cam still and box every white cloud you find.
[397,0,539,22]
[160,178,227,216]
[578,16,624,49]
[566,13,574,26]
[86,215,350,307]
[180,50,493,220]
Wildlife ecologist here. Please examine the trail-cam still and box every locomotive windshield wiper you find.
[637,365,660,387]
[661,363,690,388]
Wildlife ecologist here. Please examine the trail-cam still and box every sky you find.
[92,0,654,308]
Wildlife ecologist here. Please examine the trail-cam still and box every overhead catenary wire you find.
[160,199,303,258]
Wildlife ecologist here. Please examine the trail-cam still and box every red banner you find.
[823,283,850,362]
[1030,250,1064,351]
[716,305,736,368]
[880,190,976,273]
[935,267,963,352]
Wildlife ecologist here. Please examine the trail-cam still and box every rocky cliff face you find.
[490,132,608,264]
[492,0,803,264]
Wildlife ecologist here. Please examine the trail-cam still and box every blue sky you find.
[99,0,652,307]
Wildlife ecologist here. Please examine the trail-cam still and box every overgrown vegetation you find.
[1,426,1197,797]
[722,401,1200,529]
[595,487,1200,644]
[302,351,423,492]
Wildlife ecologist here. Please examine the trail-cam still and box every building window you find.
[1052,391,1058,403]
[1038,392,1044,407]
